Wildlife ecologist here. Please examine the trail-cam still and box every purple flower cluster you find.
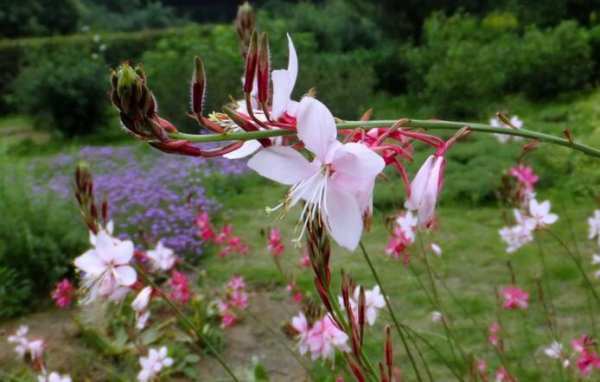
[31,145,247,256]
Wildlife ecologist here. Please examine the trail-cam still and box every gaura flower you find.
[501,286,529,310]
[146,241,176,271]
[509,165,538,192]
[338,285,385,326]
[543,341,564,360]
[291,312,310,355]
[74,230,136,304]
[267,227,285,257]
[528,199,558,228]
[405,154,445,227]
[132,286,152,313]
[248,97,385,250]
[169,270,191,304]
[306,314,350,360]
[37,372,72,382]
[587,210,600,245]
[137,346,173,382]
[51,279,75,309]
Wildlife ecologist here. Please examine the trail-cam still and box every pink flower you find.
[146,241,177,271]
[501,286,529,310]
[572,337,600,376]
[495,367,515,382]
[267,228,285,257]
[291,312,310,355]
[227,276,246,291]
[221,312,237,328]
[229,290,249,310]
[385,226,413,264]
[405,154,446,227]
[248,97,385,251]
[51,279,75,309]
[510,165,538,191]
[488,322,501,347]
[292,292,303,303]
[299,253,311,268]
[196,212,215,242]
[169,271,191,304]
[528,199,558,228]
[306,314,350,360]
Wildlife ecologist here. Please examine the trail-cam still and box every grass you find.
[201,171,599,380]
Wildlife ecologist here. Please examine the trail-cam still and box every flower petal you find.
[74,250,105,275]
[325,185,363,251]
[112,239,134,265]
[296,97,337,160]
[286,33,298,87]
[248,146,316,185]
[223,140,262,159]
[113,265,137,287]
[332,143,385,180]
[271,70,294,120]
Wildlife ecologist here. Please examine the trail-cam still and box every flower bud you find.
[235,2,256,59]
[244,31,258,94]
[191,56,206,117]
[257,32,271,104]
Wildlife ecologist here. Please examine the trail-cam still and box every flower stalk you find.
[170,119,600,159]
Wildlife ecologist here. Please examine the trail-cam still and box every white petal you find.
[222,140,262,159]
[113,265,137,286]
[286,34,298,87]
[74,250,105,275]
[248,146,316,185]
[325,185,363,251]
[405,156,434,211]
[332,143,385,180]
[271,69,294,120]
[112,240,134,265]
[296,97,337,160]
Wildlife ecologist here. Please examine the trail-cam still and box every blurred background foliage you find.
[1,0,600,316]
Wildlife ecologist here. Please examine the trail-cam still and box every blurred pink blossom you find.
[51,279,75,309]
[501,286,529,310]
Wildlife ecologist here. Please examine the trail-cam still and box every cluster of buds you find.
[74,162,108,234]
[234,2,256,59]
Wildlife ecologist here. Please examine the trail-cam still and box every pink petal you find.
[113,265,137,287]
[223,140,262,159]
[286,33,298,86]
[248,146,316,185]
[74,250,105,275]
[325,185,363,251]
[332,143,385,179]
[296,97,337,160]
[271,34,298,119]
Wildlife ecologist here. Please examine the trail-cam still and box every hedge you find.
[0,26,207,113]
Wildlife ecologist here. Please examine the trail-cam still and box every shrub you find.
[514,21,593,99]
[0,0,80,38]
[589,25,600,83]
[12,49,110,137]
[0,267,33,319]
[0,158,87,302]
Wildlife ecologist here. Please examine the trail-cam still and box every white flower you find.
[431,243,442,257]
[74,230,136,304]
[543,341,563,359]
[528,199,558,228]
[8,325,30,358]
[499,223,533,254]
[38,372,72,382]
[291,312,310,355]
[248,97,384,250]
[338,285,385,326]
[588,210,600,245]
[491,115,524,143]
[431,311,443,322]
[395,211,418,242]
[137,346,174,382]
[146,241,176,271]
[89,221,114,246]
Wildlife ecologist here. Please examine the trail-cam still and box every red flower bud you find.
[257,32,271,104]
[244,31,258,94]
[191,56,206,117]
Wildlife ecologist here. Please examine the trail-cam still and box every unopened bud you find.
[563,128,574,144]
[191,56,206,116]
[235,2,256,59]
[244,31,258,94]
[115,63,144,114]
[257,32,270,104]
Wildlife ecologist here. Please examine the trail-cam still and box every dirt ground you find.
[1,291,309,381]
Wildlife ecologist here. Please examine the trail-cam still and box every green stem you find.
[170,119,600,159]
[359,241,424,382]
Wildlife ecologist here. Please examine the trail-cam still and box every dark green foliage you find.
[12,50,109,137]
[515,21,593,99]
[79,0,183,32]
[0,161,87,302]
[0,267,33,319]
[0,0,80,38]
